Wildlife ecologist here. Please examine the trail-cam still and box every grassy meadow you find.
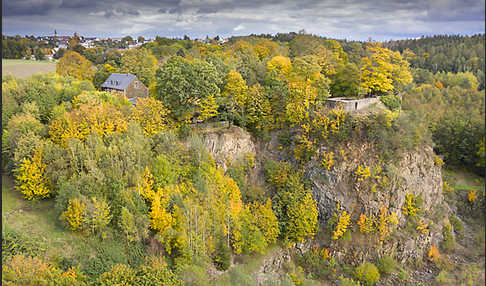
[2,59,57,79]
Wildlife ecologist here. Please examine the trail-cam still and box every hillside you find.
[2,34,484,285]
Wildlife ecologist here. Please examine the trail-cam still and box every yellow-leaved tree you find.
[49,103,128,147]
[15,147,51,200]
[359,43,412,96]
[130,97,172,136]
[149,190,174,234]
[56,51,95,81]
[251,199,280,245]
[222,70,248,124]
[287,192,319,243]
[267,56,292,79]
[61,198,86,231]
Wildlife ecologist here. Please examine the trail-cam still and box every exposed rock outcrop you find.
[199,123,256,170]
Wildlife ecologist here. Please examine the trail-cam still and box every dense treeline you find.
[2,35,55,60]
[383,34,485,90]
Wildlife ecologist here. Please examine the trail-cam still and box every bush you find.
[354,262,380,286]
[213,239,231,271]
[449,215,463,233]
[441,222,455,252]
[435,270,451,284]
[380,94,402,110]
[376,255,396,274]
[2,229,46,263]
[398,268,408,281]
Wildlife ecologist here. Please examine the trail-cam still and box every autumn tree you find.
[15,146,51,200]
[245,83,272,134]
[56,50,95,81]
[264,160,318,244]
[359,43,412,96]
[222,70,248,125]
[120,47,157,86]
[130,97,172,136]
[155,56,221,122]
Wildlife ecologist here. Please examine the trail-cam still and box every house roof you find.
[101,73,136,90]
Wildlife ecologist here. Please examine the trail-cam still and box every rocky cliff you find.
[201,124,449,265]
[199,123,257,171]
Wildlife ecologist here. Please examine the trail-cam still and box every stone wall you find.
[325,97,380,112]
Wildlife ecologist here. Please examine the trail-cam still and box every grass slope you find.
[2,175,85,260]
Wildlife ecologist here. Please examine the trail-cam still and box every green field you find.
[2,59,57,79]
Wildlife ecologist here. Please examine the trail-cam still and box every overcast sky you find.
[2,0,485,41]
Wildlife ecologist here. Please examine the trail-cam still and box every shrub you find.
[97,264,136,285]
[435,270,451,284]
[339,275,361,286]
[441,222,455,252]
[213,239,231,271]
[449,215,463,233]
[376,255,396,274]
[354,262,380,286]
[398,268,408,281]
[380,94,401,110]
[1,229,46,263]
[428,245,440,262]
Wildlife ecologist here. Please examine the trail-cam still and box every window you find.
[134,81,138,88]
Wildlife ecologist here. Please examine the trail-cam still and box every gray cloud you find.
[2,0,484,40]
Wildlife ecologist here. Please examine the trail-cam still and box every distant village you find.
[22,31,230,61]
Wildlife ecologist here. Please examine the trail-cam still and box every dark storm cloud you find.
[2,0,484,40]
[3,0,61,16]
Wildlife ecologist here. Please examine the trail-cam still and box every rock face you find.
[199,123,448,264]
[307,143,444,223]
[200,124,256,170]
[305,141,448,262]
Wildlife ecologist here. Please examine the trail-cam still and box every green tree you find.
[155,56,221,122]
[120,47,157,86]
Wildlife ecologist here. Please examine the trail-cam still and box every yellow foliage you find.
[321,151,335,171]
[434,155,444,167]
[267,56,292,78]
[442,181,454,194]
[375,206,398,242]
[428,245,440,262]
[359,43,412,95]
[468,190,478,204]
[357,213,375,234]
[15,147,51,200]
[384,110,399,127]
[402,193,420,217]
[49,103,128,147]
[130,97,171,136]
[62,199,86,231]
[138,167,156,202]
[332,209,351,240]
[149,190,174,234]
[199,94,219,121]
[61,266,77,279]
[339,149,347,161]
[251,199,280,244]
[321,248,331,260]
[416,220,429,235]
[56,50,95,81]
[355,165,371,182]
